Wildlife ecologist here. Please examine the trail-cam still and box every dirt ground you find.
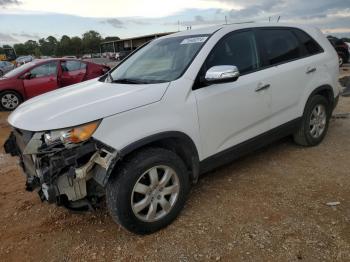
[1,68,350,262]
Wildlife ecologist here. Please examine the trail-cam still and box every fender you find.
[301,84,335,115]
[119,131,200,183]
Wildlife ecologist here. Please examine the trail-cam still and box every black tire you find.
[0,90,22,111]
[106,147,190,234]
[293,95,330,146]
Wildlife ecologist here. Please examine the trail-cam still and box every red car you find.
[0,58,110,110]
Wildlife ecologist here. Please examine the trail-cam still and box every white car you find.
[5,23,339,234]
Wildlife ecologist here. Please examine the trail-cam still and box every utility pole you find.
[178,20,180,32]
[225,15,228,24]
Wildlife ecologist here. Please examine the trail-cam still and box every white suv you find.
[4,23,339,234]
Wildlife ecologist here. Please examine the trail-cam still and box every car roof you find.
[33,58,86,64]
[163,22,318,38]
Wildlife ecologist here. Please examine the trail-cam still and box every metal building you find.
[100,32,175,54]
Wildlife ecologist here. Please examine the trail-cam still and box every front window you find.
[107,34,209,84]
[206,30,260,75]
[30,62,57,78]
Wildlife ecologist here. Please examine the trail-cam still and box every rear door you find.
[85,62,108,79]
[60,60,87,87]
[23,61,58,98]
[256,28,312,129]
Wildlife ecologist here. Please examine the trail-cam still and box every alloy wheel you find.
[1,93,19,110]
[131,165,180,222]
[309,104,327,138]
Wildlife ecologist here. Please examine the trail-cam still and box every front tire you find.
[293,95,330,146]
[106,148,190,234]
[0,90,22,111]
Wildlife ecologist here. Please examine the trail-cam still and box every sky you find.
[0,0,350,44]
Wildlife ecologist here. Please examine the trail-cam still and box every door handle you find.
[306,67,316,74]
[255,83,270,92]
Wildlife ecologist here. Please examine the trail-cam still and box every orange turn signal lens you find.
[68,121,100,143]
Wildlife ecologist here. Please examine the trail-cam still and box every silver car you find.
[16,55,34,67]
[0,61,15,77]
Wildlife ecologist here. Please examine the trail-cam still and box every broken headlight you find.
[44,120,101,146]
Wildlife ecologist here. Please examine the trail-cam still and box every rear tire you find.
[293,95,330,146]
[106,147,190,234]
[0,90,22,111]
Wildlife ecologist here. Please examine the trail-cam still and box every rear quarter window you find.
[293,29,324,56]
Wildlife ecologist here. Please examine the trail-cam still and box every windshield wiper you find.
[111,78,148,84]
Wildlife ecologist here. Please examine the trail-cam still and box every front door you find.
[23,61,58,99]
[194,30,271,159]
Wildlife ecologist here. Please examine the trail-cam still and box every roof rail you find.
[223,21,255,25]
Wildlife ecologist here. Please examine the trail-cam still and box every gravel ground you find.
[0,67,349,262]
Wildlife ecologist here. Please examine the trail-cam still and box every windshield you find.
[3,62,35,78]
[108,34,209,84]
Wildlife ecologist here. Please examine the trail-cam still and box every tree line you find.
[0,30,120,57]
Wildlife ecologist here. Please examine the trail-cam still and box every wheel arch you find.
[118,131,200,184]
[0,89,24,100]
[303,85,335,114]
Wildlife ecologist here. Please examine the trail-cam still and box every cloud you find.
[0,0,21,6]
[1,0,350,41]
[101,17,152,28]
[227,0,281,19]
[203,0,350,22]
[194,15,205,22]
[127,19,151,25]
[0,33,19,43]
[102,18,125,28]
[13,32,40,39]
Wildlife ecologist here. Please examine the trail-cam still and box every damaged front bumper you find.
[4,129,119,210]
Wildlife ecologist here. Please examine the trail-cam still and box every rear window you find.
[260,29,302,66]
[61,61,86,72]
[293,29,323,56]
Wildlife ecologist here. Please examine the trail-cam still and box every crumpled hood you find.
[8,78,169,131]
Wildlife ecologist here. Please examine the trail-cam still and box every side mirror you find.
[23,72,33,80]
[205,65,240,84]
